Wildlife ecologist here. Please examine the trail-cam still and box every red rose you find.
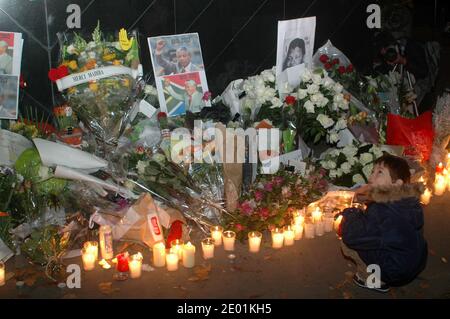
[346,64,354,73]
[332,58,340,66]
[157,112,167,120]
[48,65,69,82]
[338,66,346,74]
[284,95,297,106]
[324,62,332,70]
[319,54,329,63]
[58,65,69,78]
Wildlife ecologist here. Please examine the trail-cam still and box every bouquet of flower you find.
[319,142,385,187]
[53,22,141,146]
[224,169,327,239]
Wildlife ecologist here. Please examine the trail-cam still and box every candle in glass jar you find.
[315,221,324,236]
[248,231,262,253]
[129,252,143,279]
[334,215,343,232]
[210,226,223,246]
[434,174,446,196]
[152,242,166,267]
[292,222,303,240]
[166,253,179,271]
[81,248,96,271]
[420,188,432,205]
[182,242,196,268]
[99,225,114,260]
[304,222,315,239]
[283,225,295,246]
[222,231,236,251]
[201,238,215,259]
[170,239,184,261]
[0,262,5,286]
[271,228,284,249]
[83,241,98,261]
[323,213,334,233]
[312,207,322,223]
[293,212,305,226]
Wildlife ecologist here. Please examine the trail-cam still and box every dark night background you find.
[0,0,448,118]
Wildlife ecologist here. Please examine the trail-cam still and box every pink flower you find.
[274,176,284,187]
[259,207,270,219]
[236,224,245,231]
[202,91,212,101]
[264,182,274,192]
[240,201,253,215]
[282,186,291,198]
[254,190,264,202]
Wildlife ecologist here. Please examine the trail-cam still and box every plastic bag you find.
[312,40,352,69]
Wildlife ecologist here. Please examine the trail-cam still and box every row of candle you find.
[420,161,450,205]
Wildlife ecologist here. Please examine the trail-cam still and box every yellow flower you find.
[122,78,130,87]
[89,82,99,92]
[112,59,122,66]
[68,87,77,95]
[67,60,78,70]
[102,53,116,61]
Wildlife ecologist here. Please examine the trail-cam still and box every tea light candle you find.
[182,242,196,268]
[312,207,322,223]
[304,222,315,239]
[334,215,343,232]
[83,241,98,261]
[166,253,179,271]
[434,174,446,196]
[201,238,215,259]
[152,242,166,267]
[81,248,96,271]
[315,221,325,236]
[223,231,236,251]
[323,213,334,233]
[170,239,184,261]
[0,262,5,286]
[116,252,130,273]
[420,188,432,205]
[292,222,303,240]
[248,231,262,253]
[271,228,284,249]
[283,225,295,246]
[129,252,143,279]
[210,226,223,246]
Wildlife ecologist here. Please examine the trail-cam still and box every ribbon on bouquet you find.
[55,65,142,92]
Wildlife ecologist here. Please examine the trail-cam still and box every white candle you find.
[152,242,166,267]
[81,248,96,271]
[283,225,295,246]
[166,253,179,271]
[201,238,215,259]
[83,241,98,261]
[304,222,315,239]
[248,231,262,253]
[271,228,284,249]
[312,207,322,223]
[292,222,304,240]
[420,188,432,205]
[315,221,325,236]
[222,230,236,251]
[99,259,111,269]
[182,242,196,268]
[0,262,5,286]
[99,225,114,260]
[210,226,223,246]
[323,214,334,233]
[170,239,184,261]
[435,174,446,196]
[334,215,343,232]
[129,252,143,279]
[293,210,305,225]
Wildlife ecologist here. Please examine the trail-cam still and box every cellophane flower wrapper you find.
[56,24,141,146]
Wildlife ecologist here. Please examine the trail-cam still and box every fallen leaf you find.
[98,282,120,295]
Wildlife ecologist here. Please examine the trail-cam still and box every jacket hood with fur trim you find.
[369,183,424,203]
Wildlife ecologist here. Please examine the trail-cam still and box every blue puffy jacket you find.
[341,183,428,286]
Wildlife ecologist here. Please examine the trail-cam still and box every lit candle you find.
[223,231,236,251]
[334,215,343,232]
[248,231,262,253]
[201,238,215,259]
[304,222,315,239]
[271,228,284,249]
[323,213,334,233]
[293,211,305,226]
[81,248,96,271]
[283,225,295,246]
[312,207,322,223]
[99,225,114,260]
[129,252,143,279]
[116,252,130,273]
[436,162,444,174]
[315,221,324,236]
[99,259,111,269]
[210,226,223,246]
[152,242,166,267]
[420,188,432,205]
[292,222,303,240]
[170,239,184,261]
[0,262,5,286]
[83,241,98,261]
[182,242,196,268]
[166,253,179,271]
[434,174,446,196]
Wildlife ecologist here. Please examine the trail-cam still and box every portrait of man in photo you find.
[0,40,13,75]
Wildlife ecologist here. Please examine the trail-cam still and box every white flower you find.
[328,131,340,144]
[136,160,148,174]
[124,180,135,191]
[362,164,373,179]
[270,97,283,108]
[342,145,358,158]
[312,73,323,85]
[318,96,329,107]
[301,69,312,82]
[329,170,338,179]
[310,93,324,105]
[335,117,347,131]
[322,76,334,90]
[339,98,349,110]
[321,160,330,169]
[370,146,383,159]
[333,83,343,94]
[330,149,341,157]
[327,160,337,169]
[144,85,158,96]
[304,100,315,113]
[86,41,96,49]
[352,174,366,185]
[88,51,97,59]
[261,69,275,83]
[336,168,343,178]
[347,156,357,166]
[360,153,374,166]
[317,114,334,129]
[341,162,352,174]
[297,89,308,100]
[307,84,319,95]
[66,44,77,55]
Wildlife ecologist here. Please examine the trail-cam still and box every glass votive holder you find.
[248,231,262,253]
[283,225,295,246]
[210,225,223,246]
[81,248,96,271]
[83,241,99,261]
[222,230,236,251]
[201,238,215,259]
[170,239,184,261]
[271,228,284,249]
[304,221,315,239]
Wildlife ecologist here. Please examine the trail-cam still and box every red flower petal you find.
[319,54,329,63]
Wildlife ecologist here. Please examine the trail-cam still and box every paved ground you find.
[0,194,449,299]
